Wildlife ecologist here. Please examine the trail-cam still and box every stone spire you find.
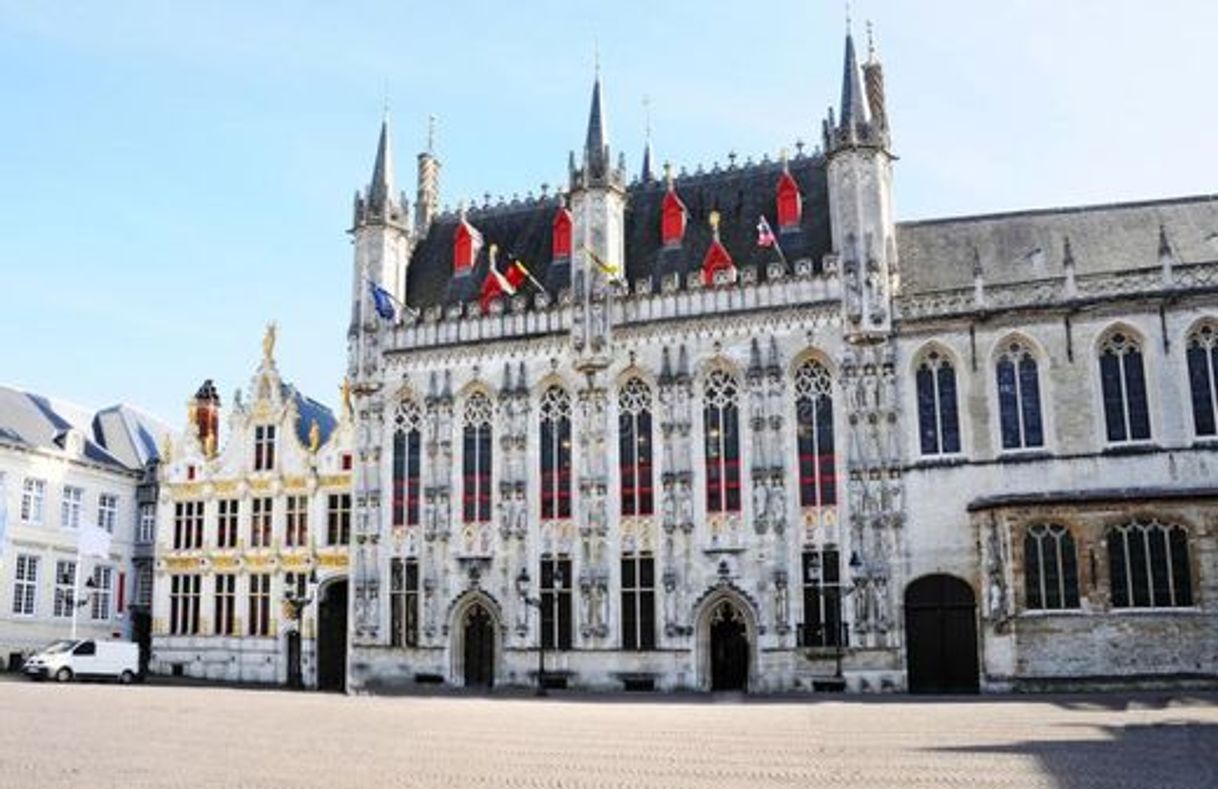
[823,26,888,153]
[368,114,396,218]
[839,29,871,132]
[640,96,655,183]
[584,72,610,180]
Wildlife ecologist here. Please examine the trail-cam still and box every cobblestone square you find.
[0,682,1215,789]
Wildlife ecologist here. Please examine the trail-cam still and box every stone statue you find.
[752,479,769,531]
[340,377,353,420]
[767,482,787,530]
[676,479,694,531]
[308,419,321,453]
[262,321,277,362]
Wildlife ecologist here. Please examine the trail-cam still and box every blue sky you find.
[1,1,1215,428]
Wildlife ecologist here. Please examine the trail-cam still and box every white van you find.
[23,639,140,684]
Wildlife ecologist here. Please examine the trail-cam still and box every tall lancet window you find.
[1185,322,1218,436]
[703,369,742,513]
[462,393,494,523]
[915,347,961,456]
[539,385,572,520]
[794,360,836,507]
[1098,329,1151,442]
[392,398,423,527]
[995,338,1044,450]
[618,378,655,517]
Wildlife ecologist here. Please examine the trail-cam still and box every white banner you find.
[79,522,112,560]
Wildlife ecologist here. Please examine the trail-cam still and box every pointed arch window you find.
[1099,330,1150,442]
[1108,520,1192,608]
[618,378,654,517]
[995,339,1044,450]
[1023,524,1079,610]
[539,385,572,520]
[794,360,836,507]
[915,348,961,455]
[703,369,742,513]
[1185,322,1218,436]
[392,398,423,527]
[462,393,494,523]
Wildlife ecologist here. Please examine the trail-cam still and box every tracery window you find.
[390,557,420,648]
[703,369,742,513]
[1023,524,1079,610]
[794,360,836,507]
[1186,322,1218,436]
[462,393,494,523]
[393,399,424,527]
[540,555,573,650]
[1108,520,1192,608]
[618,378,654,517]
[996,339,1044,450]
[620,553,656,651]
[1098,330,1151,442]
[915,348,961,455]
[800,549,842,647]
[539,386,572,520]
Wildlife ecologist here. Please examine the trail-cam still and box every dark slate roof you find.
[404,154,831,310]
[0,385,142,472]
[285,386,338,448]
[897,194,1218,295]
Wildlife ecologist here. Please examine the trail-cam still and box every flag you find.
[507,258,544,293]
[369,281,397,321]
[757,215,777,248]
[478,248,530,314]
[79,522,112,560]
[582,245,623,281]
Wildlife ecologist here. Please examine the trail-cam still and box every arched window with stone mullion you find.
[539,385,572,520]
[1023,524,1079,610]
[1098,329,1151,443]
[995,338,1044,450]
[618,378,655,517]
[1107,520,1192,608]
[793,360,836,508]
[703,369,742,513]
[1185,322,1218,437]
[462,393,494,523]
[392,398,424,528]
[914,347,961,456]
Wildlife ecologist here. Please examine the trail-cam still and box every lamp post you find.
[835,551,864,680]
[70,577,97,640]
[283,569,318,689]
[515,566,562,697]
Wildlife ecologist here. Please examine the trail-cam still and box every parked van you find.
[23,639,140,684]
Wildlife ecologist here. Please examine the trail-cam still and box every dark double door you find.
[317,581,348,692]
[463,604,495,688]
[904,574,979,694]
[710,603,750,691]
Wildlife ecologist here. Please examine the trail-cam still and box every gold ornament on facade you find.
[160,433,173,464]
[262,320,277,362]
[203,430,217,460]
[308,419,321,454]
[340,376,353,419]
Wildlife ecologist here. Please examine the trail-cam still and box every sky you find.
[1,1,1215,429]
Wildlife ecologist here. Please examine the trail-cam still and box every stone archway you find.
[694,588,758,692]
[904,574,979,694]
[448,591,502,689]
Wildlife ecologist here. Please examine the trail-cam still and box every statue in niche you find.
[986,520,1010,623]
[512,489,528,537]
[497,495,511,538]
[848,478,865,524]
[866,415,884,466]
[676,478,695,532]
[752,478,769,532]
[658,384,676,428]
[661,482,677,532]
[880,363,898,414]
[663,567,680,636]
[767,480,787,532]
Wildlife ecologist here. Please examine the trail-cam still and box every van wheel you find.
[119,670,135,685]
[55,668,73,683]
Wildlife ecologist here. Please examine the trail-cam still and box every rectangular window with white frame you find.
[90,565,113,620]
[136,564,153,608]
[216,499,239,549]
[12,554,39,616]
[248,573,271,636]
[285,495,308,547]
[253,425,276,471]
[53,559,77,618]
[169,574,201,635]
[21,478,46,524]
[61,486,83,529]
[213,574,236,636]
[97,493,118,533]
[137,503,156,543]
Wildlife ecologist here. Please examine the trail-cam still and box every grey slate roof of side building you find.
[897,194,1218,295]
[0,385,169,472]
[404,155,832,311]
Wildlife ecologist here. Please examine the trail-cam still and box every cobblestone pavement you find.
[0,681,1215,789]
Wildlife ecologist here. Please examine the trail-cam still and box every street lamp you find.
[835,551,864,680]
[516,565,563,697]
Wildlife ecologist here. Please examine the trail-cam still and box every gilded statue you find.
[262,321,277,362]
[308,419,321,453]
[340,377,353,418]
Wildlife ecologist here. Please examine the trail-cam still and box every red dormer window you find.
[552,207,573,261]
[453,220,483,274]
[661,190,687,248]
[702,240,736,286]
[776,170,802,231]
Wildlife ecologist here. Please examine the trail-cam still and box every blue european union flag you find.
[369,281,396,321]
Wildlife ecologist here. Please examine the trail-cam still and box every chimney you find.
[415,115,441,235]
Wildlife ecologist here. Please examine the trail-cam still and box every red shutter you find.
[552,208,573,261]
[776,170,802,230]
[661,191,687,247]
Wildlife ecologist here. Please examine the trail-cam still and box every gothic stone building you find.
[343,33,1218,693]
[150,332,354,689]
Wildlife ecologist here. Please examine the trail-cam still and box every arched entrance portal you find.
[709,600,750,691]
[462,603,495,688]
[316,579,348,692]
[904,574,979,694]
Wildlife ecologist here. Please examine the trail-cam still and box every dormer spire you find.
[368,114,396,216]
[839,29,871,131]
[584,72,609,178]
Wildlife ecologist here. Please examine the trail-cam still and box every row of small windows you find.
[170,494,351,550]
[391,360,838,526]
[167,571,308,636]
[917,322,1218,456]
[14,478,120,532]
[10,556,116,621]
[1024,520,1194,611]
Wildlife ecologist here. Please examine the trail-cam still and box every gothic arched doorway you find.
[709,600,750,692]
[316,579,348,692]
[462,603,495,688]
[904,574,979,694]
